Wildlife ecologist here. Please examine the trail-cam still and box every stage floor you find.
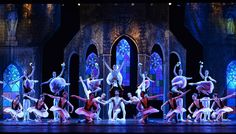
[1,119,236,133]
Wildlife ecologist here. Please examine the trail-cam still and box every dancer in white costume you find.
[93,93,106,120]
[211,92,236,122]
[41,63,65,122]
[24,94,49,122]
[104,59,126,120]
[1,95,23,121]
[104,90,131,121]
[136,91,163,124]
[171,62,192,94]
[127,92,141,119]
[189,61,217,121]
[104,59,125,97]
[71,93,98,123]
[9,63,38,121]
[188,93,212,122]
[161,90,190,123]
[79,76,103,99]
[44,91,74,123]
[136,63,155,99]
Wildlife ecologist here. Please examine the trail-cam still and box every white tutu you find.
[142,107,159,115]
[192,108,212,118]
[87,79,102,90]
[106,72,123,86]
[171,76,187,89]
[49,77,69,93]
[196,81,214,94]
[50,106,70,119]
[211,106,233,118]
[27,107,49,118]
[75,107,96,118]
[3,107,23,118]
[166,107,186,118]
[23,79,35,90]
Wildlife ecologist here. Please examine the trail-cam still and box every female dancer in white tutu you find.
[189,61,216,121]
[211,92,236,122]
[189,61,216,95]
[103,59,125,97]
[71,93,98,123]
[188,93,212,122]
[44,91,74,123]
[24,94,49,122]
[136,63,155,98]
[41,62,65,122]
[9,63,38,121]
[171,62,192,94]
[136,63,155,99]
[1,94,23,121]
[104,90,131,121]
[79,76,103,99]
[136,91,163,124]
[161,90,190,123]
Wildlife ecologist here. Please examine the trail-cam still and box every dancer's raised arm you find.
[221,92,236,101]
[173,62,180,76]
[58,62,65,77]
[43,93,60,100]
[28,63,35,78]
[118,60,125,72]
[71,95,87,102]
[147,76,155,83]
[147,94,163,100]
[199,62,204,79]
[41,78,52,86]
[175,89,191,99]
[1,95,13,102]
[23,94,37,102]
[208,76,217,83]
[103,59,112,72]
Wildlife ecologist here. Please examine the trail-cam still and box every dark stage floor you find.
[0,119,236,133]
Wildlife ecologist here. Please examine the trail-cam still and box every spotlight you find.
[62,4,64,6]
[78,3,80,6]
[131,3,135,6]
[169,3,172,6]
[150,3,154,6]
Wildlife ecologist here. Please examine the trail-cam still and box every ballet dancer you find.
[136,63,155,99]
[136,91,163,124]
[44,91,74,123]
[79,76,103,99]
[188,93,212,122]
[104,90,131,121]
[104,59,125,97]
[9,63,38,121]
[1,94,23,121]
[189,61,217,121]
[211,92,236,122]
[171,62,192,94]
[161,90,190,123]
[127,92,141,119]
[71,93,98,123]
[24,94,49,122]
[94,93,106,120]
[41,63,65,122]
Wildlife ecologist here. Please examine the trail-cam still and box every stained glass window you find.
[227,61,236,118]
[86,53,99,78]
[149,52,163,99]
[116,39,130,86]
[3,64,21,118]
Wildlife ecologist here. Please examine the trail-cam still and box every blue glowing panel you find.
[227,61,236,119]
[3,64,20,118]
[149,52,163,100]
[86,53,99,78]
[116,39,130,86]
